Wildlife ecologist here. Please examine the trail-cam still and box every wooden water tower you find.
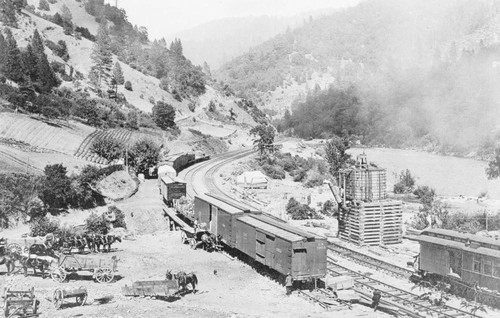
[338,153,402,246]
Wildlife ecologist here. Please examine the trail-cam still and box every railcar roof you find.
[237,215,304,242]
[161,175,186,184]
[195,194,245,214]
[415,234,500,258]
[421,228,500,248]
[250,214,323,240]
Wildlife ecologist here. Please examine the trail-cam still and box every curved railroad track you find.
[327,259,479,318]
[328,242,415,280]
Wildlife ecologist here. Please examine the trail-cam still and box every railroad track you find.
[328,242,415,280]
[327,259,480,318]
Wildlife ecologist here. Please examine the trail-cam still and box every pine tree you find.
[112,62,124,85]
[0,32,7,74]
[0,0,18,27]
[4,28,25,83]
[30,30,58,93]
[22,44,38,82]
[90,24,113,92]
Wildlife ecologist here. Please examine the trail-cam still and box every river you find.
[347,148,500,199]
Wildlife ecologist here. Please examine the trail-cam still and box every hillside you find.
[217,0,500,155]
[167,10,339,70]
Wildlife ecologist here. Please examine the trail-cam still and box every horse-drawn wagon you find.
[122,279,179,298]
[3,287,38,317]
[50,254,118,283]
[180,228,222,251]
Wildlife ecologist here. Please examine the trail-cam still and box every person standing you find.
[285,273,293,295]
[372,290,381,311]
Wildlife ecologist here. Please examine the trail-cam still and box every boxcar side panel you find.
[420,242,449,275]
[264,233,276,268]
[306,238,327,278]
[216,209,235,247]
[274,237,292,275]
[234,218,256,259]
[193,197,210,225]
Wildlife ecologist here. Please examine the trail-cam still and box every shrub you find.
[85,213,108,234]
[321,200,337,216]
[413,185,436,206]
[286,197,317,220]
[75,26,95,41]
[108,206,126,229]
[394,169,416,194]
[262,163,285,179]
[90,136,124,161]
[41,106,61,119]
[188,101,196,112]
[303,169,324,188]
[124,81,132,91]
[30,216,60,236]
[38,0,50,11]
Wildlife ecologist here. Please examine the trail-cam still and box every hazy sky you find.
[105,0,361,39]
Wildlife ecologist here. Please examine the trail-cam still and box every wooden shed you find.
[339,200,403,246]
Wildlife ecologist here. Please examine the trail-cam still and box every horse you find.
[0,254,15,274]
[94,235,122,253]
[20,243,58,277]
[175,271,198,293]
[166,270,198,293]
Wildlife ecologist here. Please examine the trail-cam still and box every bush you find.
[38,0,50,11]
[90,136,124,161]
[286,197,317,220]
[262,163,285,179]
[413,185,436,206]
[75,26,95,41]
[393,169,416,194]
[108,206,126,229]
[124,81,132,91]
[188,101,196,112]
[85,213,108,234]
[321,200,337,216]
[41,106,61,119]
[30,216,59,236]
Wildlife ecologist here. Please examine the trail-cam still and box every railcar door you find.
[448,250,462,277]
[265,235,275,268]
[209,205,218,235]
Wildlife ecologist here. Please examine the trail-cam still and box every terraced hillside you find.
[74,129,133,164]
[0,113,95,155]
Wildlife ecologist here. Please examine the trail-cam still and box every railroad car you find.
[190,194,327,281]
[160,175,187,207]
[411,228,500,292]
[172,153,211,174]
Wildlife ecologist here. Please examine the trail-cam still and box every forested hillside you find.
[219,0,500,157]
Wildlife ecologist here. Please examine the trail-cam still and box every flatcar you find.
[410,228,500,292]
[190,194,327,282]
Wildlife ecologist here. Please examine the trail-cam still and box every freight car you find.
[160,175,187,207]
[190,194,327,282]
[409,228,500,308]
[172,153,210,174]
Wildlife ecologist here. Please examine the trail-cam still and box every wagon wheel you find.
[4,303,9,317]
[75,286,87,306]
[189,238,197,249]
[53,288,63,309]
[33,296,38,314]
[95,267,114,283]
[50,266,67,283]
[180,231,186,244]
[6,243,21,255]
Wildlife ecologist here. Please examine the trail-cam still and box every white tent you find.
[237,171,268,189]
[157,165,176,186]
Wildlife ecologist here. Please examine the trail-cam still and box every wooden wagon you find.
[49,254,118,283]
[3,287,38,317]
[122,279,179,298]
[52,287,87,309]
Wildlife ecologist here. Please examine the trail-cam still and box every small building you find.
[236,171,268,189]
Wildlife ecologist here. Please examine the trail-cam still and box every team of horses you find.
[0,233,122,277]
[46,233,122,254]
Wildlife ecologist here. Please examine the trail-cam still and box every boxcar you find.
[160,176,186,207]
[234,215,326,280]
[192,194,248,247]
[412,229,500,292]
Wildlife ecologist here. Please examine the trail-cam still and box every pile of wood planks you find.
[339,200,403,246]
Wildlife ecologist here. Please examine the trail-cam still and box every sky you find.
[105,0,361,39]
